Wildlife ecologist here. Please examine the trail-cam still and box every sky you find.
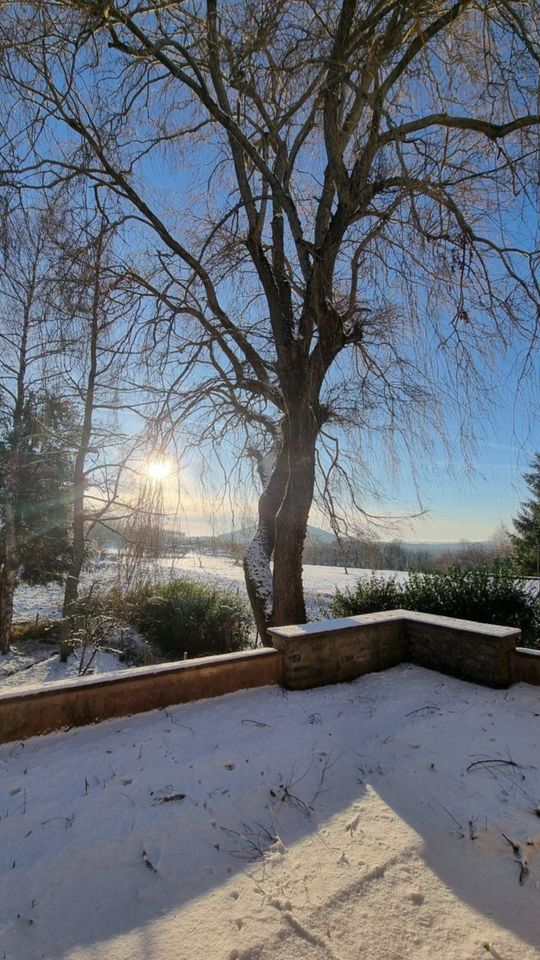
[156,420,539,544]
[174,460,535,544]
[16,8,537,548]
[144,330,538,544]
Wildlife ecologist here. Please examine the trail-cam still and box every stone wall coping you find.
[398,609,521,638]
[0,647,278,706]
[268,608,521,641]
[514,647,540,659]
[268,610,404,640]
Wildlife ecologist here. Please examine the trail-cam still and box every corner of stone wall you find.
[510,647,540,685]
[269,615,405,690]
[401,614,519,688]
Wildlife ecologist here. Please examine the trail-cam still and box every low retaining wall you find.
[269,609,522,689]
[0,647,282,745]
[268,610,405,688]
[2,611,537,745]
[510,647,540,685]
[400,611,520,687]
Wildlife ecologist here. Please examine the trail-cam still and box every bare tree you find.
[53,206,145,613]
[0,202,70,651]
[1,0,539,638]
[48,203,145,656]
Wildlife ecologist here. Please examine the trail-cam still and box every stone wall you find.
[510,647,540,685]
[269,609,522,690]
[269,611,405,689]
[2,610,536,746]
[0,647,282,745]
[401,611,520,687]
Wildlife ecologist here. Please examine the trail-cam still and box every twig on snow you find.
[406,704,442,716]
[151,792,186,805]
[502,833,529,884]
[466,758,524,778]
[142,849,158,872]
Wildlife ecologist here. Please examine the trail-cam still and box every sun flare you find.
[146,459,173,482]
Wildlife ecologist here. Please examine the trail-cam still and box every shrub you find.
[123,578,253,659]
[332,575,403,616]
[331,564,539,648]
[10,618,61,644]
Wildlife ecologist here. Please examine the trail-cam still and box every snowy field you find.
[1,664,539,960]
[11,552,409,624]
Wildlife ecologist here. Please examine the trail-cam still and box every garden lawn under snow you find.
[1,664,539,960]
[11,552,410,625]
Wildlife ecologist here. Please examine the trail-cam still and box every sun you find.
[146,459,173,482]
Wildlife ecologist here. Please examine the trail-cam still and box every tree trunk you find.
[243,403,319,639]
[0,472,19,654]
[243,441,289,640]
[60,455,88,660]
[272,405,318,626]
[0,566,16,654]
[60,226,102,661]
[0,283,32,653]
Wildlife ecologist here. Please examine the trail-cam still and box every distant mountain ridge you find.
[213,524,337,545]
[212,527,490,552]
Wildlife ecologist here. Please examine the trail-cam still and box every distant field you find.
[12,552,411,623]
[13,552,539,624]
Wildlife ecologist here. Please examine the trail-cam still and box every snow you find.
[1,664,539,959]
[269,610,521,641]
[244,538,274,618]
[11,553,408,624]
[0,643,126,690]
[4,556,407,691]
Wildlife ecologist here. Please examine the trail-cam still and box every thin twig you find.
[466,759,523,774]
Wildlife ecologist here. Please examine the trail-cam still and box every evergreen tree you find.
[0,392,79,649]
[511,455,540,577]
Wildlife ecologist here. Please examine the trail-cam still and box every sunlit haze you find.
[146,459,173,483]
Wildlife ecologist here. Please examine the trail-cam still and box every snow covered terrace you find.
[2,663,540,960]
[2,610,540,959]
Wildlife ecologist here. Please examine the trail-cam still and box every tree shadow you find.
[0,665,539,958]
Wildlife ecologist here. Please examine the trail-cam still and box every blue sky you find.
[35,28,537,547]
[381,373,539,542]
[168,421,538,544]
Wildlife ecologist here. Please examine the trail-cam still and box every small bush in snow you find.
[123,578,253,659]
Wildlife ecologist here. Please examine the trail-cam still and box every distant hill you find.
[402,541,490,555]
[214,524,337,545]
[204,528,491,552]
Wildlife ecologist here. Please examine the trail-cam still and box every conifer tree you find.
[511,455,540,577]
[0,392,78,652]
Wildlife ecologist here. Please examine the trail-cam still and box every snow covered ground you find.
[2,555,407,690]
[0,642,126,690]
[1,664,539,959]
[11,552,409,624]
